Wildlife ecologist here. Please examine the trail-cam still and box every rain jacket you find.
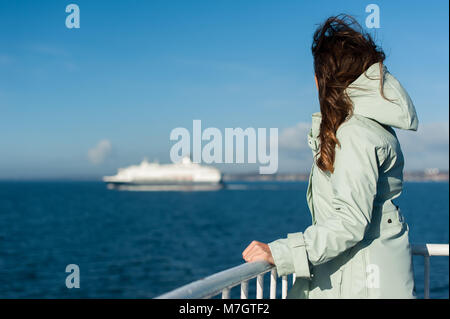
[268,62,418,299]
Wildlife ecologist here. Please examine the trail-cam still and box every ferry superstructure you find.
[103,157,222,190]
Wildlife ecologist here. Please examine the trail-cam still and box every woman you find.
[242,15,417,298]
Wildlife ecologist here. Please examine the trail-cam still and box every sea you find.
[0,181,448,299]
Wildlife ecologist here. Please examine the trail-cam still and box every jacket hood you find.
[345,62,418,131]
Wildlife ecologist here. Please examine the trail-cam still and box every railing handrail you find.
[411,243,449,256]
[155,243,449,299]
[156,261,274,299]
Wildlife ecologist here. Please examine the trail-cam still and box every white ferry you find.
[103,157,222,191]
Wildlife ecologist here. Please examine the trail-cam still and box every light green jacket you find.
[268,62,418,299]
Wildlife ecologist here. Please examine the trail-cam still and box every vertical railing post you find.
[222,287,231,299]
[424,256,430,299]
[240,280,249,299]
[282,276,288,299]
[270,269,277,299]
[256,274,264,299]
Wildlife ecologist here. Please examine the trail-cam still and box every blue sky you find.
[0,0,448,179]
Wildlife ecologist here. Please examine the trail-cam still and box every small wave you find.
[224,184,250,190]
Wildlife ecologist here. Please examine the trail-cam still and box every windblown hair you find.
[312,15,386,173]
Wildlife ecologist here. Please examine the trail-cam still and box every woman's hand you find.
[242,240,275,264]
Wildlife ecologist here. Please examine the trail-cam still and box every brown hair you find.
[312,14,386,173]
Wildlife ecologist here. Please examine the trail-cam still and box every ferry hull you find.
[106,181,223,191]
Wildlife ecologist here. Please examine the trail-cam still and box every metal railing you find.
[156,243,449,299]
[412,244,449,299]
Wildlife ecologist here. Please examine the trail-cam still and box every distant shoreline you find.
[223,170,449,182]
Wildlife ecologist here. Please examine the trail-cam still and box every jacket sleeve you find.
[268,124,384,277]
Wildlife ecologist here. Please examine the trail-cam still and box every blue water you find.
[0,181,448,298]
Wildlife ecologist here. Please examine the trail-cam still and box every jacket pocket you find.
[379,209,406,239]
